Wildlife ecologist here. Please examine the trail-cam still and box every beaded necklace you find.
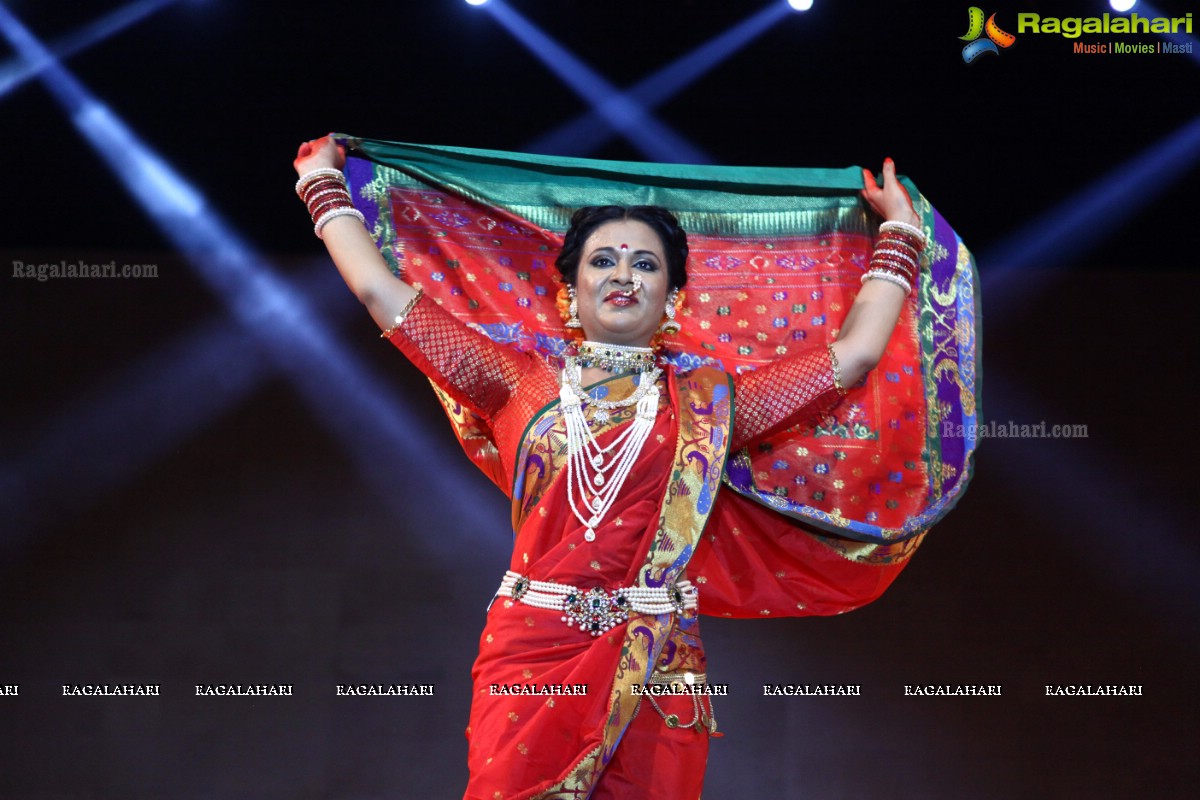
[560,352,662,542]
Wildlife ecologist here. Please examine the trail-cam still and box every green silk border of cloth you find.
[337,136,981,544]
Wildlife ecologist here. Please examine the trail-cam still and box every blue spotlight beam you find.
[0,316,272,542]
[0,262,509,578]
[528,2,790,157]
[624,2,791,113]
[980,113,1200,323]
[484,0,711,163]
[0,0,178,99]
[0,4,509,578]
[0,264,346,546]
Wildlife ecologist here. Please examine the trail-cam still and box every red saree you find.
[387,294,912,799]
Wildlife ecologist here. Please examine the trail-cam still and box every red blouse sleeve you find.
[384,293,530,421]
[730,345,843,451]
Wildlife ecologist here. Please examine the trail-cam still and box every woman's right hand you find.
[294,134,346,177]
[860,158,920,227]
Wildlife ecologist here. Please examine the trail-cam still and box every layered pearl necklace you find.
[561,341,662,542]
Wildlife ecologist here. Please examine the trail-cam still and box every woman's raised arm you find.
[293,135,419,331]
[731,158,925,449]
[293,135,534,421]
[829,157,923,387]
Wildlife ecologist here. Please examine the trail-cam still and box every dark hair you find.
[555,205,689,290]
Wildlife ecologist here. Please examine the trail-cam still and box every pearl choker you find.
[576,340,657,374]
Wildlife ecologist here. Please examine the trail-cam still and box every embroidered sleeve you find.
[384,293,528,420]
[730,346,842,451]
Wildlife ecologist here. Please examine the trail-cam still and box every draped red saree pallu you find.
[338,137,981,799]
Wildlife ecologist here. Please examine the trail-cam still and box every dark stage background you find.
[1,1,1197,797]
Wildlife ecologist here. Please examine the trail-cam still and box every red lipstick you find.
[604,288,638,306]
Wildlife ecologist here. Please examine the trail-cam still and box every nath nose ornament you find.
[631,274,643,292]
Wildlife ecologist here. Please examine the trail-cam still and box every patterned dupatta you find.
[338,136,981,549]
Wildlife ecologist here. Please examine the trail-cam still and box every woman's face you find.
[574,219,670,347]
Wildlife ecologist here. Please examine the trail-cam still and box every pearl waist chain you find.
[496,570,698,636]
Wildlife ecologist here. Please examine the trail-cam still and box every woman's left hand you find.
[861,158,920,226]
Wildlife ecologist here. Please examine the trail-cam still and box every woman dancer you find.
[295,134,929,800]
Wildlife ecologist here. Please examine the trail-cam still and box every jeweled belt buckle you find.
[562,586,630,636]
[510,575,531,602]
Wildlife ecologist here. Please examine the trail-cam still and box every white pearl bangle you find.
[861,268,912,295]
[872,247,918,265]
[314,206,366,239]
[879,219,927,247]
[295,167,346,197]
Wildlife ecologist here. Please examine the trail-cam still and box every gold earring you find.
[660,288,681,335]
[566,285,582,329]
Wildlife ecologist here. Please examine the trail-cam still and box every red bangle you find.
[877,233,922,254]
[302,180,348,204]
[869,260,916,283]
[308,197,355,223]
[295,168,346,198]
[867,258,916,284]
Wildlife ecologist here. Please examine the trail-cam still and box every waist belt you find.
[496,570,698,636]
[648,671,708,688]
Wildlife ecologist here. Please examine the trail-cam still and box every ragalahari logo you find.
[960,7,1016,62]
